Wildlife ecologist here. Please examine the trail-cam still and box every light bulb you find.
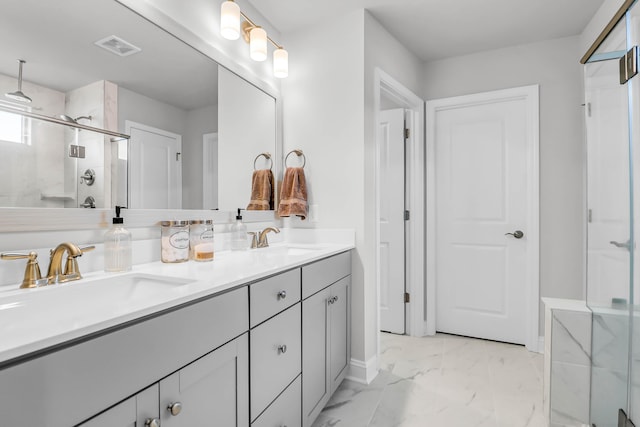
[250,27,268,61]
[273,48,288,78]
[220,1,240,40]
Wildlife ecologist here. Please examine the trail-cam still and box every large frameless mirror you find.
[0,0,277,210]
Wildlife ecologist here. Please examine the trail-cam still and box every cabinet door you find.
[302,287,331,427]
[79,385,159,427]
[329,276,351,395]
[160,333,249,427]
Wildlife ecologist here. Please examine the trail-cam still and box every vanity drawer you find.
[252,375,301,427]
[250,303,302,420]
[250,268,301,328]
[302,251,351,299]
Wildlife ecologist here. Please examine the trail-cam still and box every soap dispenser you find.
[230,208,248,251]
[104,205,132,272]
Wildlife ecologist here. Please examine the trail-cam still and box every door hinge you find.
[404,292,410,303]
[404,128,410,139]
[619,46,638,84]
[588,208,592,223]
[404,210,410,221]
[176,152,181,161]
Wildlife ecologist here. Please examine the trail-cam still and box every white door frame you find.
[374,68,426,342]
[425,85,540,351]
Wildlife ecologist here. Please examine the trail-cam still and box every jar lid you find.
[189,219,214,225]
[161,220,189,227]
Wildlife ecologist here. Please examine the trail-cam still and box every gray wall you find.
[424,36,585,334]
[183,104,218,209]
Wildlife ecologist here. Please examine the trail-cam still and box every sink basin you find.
[0,273,195,326]
[84,273,194,299]
[262,244,324,256]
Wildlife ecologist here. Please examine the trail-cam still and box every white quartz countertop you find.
[0,240,354,366]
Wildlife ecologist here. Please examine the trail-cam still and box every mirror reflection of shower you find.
[58,115,92,124]
[5,59,32,103]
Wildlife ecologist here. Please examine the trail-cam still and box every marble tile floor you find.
[312,332,546,427]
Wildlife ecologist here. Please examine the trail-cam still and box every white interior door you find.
[127,121,182,209]
[379,108,406,334]
[432,86,538,345]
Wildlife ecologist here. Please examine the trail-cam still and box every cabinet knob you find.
[334,296,339,303]
[145,418,161,427]
[167,402,182,416]
[278,344,287,354]
[277,290,287,300]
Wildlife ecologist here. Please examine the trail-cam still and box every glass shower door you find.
[585,16,632,427]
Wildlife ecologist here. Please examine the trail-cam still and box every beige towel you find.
[277,167,308,219]
[247,169,274,210]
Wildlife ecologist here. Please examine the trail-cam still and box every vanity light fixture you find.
[220,0,289,78]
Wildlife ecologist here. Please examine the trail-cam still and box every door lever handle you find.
[610,239,632,250]
[505,230,524,239]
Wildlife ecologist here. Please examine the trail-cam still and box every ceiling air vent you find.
[94,35,142,57]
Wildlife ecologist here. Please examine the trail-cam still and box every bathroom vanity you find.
[0,244,352,427]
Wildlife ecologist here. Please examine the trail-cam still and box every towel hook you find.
[253,152,273,170]
[285,149,306,168]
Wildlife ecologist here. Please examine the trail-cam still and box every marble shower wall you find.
[64,80,117,208]
[590,309,630,427]
[542,298,592,427]
[0,73,66,207]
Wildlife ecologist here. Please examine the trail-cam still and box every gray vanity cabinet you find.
[249,269,303,425]
[301,252,352,427]
[79,385,159,427]
[80,334,249,427]
[159,334,249,427]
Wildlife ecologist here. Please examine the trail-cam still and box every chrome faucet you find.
[47,242,84,284]
[258,227,280,248]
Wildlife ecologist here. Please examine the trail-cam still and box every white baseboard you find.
[346,356,378,385]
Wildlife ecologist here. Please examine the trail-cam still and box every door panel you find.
[127,121,182,209]
[379,108,406,334]
[434,90,534,345]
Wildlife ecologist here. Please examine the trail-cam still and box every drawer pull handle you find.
[278,344,288,354]
[145,418,161,427]
[334,296,339,303]
[167,402,182,416]
[328,296,338,305]
[277,290,287,300]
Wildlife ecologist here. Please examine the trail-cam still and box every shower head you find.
[5,60,32,103]
[58,115,92,124]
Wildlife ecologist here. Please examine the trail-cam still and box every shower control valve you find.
[80,169,96,186]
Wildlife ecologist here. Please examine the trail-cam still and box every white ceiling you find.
[246,0,605,62]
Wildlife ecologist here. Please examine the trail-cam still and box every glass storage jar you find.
[190,219,214,262]
[161,220,189,263]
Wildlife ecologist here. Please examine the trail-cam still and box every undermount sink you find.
[0,273,195,325]
[84,273,194,298]
[262,244,325,256]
